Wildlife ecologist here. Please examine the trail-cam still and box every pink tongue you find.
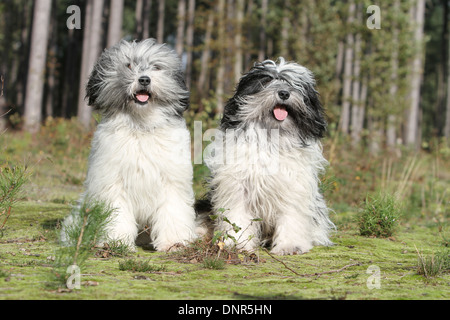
[136,93,149,103]
[273,106,288,121]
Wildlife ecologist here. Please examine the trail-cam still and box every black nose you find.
[139,76,151,86]
[278,90,290,100]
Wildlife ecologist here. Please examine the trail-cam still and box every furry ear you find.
[85,62,103,109]
[221,98,241,130]
[303,83,327,139]
[173,70,190,112]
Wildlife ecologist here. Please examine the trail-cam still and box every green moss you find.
[0,201,448,300]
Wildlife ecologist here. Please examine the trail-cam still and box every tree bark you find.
[157,0,165,43]
[258,0,268,62]
[185,0,195,89]
[197,8,214,99]
[405,0,425,149]
[350,19,362,146]
[107,0,124,48]
[339,1,355,135]
[23,0,52,133]
[216,0,226,114]
[234,0,244,83]
[387,0,400,149]
[77,0,104,130]
[175,0,186,57]
[444,0,450,142]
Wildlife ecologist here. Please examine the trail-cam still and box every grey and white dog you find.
[204,58,335,255]
[62,39,196,251]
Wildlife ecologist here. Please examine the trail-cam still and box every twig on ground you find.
[263,248,362,278]
[263,248,301,276]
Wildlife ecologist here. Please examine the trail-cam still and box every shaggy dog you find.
[204,58,335,255]
[61,39,196,251]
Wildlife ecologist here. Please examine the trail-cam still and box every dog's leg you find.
[105,200,138,250]
[215,202,261,252]
[270,210,314,255]
[150,191,196,252]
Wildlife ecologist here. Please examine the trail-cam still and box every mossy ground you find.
[0,201,447,300]
[0,122,448,300]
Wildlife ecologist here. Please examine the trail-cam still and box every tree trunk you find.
[339,1,355,135]
[234,0,244,83]
[387,0,400,149]
[216,0,226,114]
[77,0,104,130]
[197,8,214,99]
[244,0,254,71]
[0,75,6,131]
[350,19,362,146]
[157,0,165,43]
[185,0,195,89]
[142,0,151,39]
[444,2,450,142]
[258,0,268,62]
[135,0,143,39]
[280,0,290,58]
[405,0,425,149]
[175,0,186,57]
[107,0,124,48]
[44,0,57,119]
[23,0,52,133]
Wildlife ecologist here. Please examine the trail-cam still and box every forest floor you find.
[0,119,448,300]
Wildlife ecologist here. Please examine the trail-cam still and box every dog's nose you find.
[278,90,290,101]
[138,76,151,87]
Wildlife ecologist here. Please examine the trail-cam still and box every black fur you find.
[221,60,327,144]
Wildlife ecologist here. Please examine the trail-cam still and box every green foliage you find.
[52,198,116,284]
[202,257,225,270]
[416,247,450,278]
[0,164,31,235]
[358,192,402,238]
[118,258,167,273]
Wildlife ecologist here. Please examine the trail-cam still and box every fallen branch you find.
[263,248,301,276]
[263,248,362,277]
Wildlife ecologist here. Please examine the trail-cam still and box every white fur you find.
[85,114,196,250]
[205,58,335,255]
[61,39,196,251]
[206,125,333,255]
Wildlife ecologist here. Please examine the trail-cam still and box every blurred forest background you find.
[0,0,449,151]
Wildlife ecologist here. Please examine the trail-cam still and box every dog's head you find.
[86,39,189,119]
[222,58,326,144]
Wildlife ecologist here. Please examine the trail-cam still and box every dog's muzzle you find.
[134,76,151,104]
[273,90,290,121]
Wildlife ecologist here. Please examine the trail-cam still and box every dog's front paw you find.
[270,244,311,256]
[157,242,186,253]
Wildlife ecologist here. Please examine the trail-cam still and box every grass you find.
[358,192,402,238]
[118,259,168,273]
[0,119,448,300]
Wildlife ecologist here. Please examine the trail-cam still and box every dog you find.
[204,58,335,255]
[61,39,196,251]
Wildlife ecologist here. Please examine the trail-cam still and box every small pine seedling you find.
[0,164,31,235]
[52,198,116,285]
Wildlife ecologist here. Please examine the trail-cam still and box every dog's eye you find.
[126,63,132,70]
[153,64,161,71]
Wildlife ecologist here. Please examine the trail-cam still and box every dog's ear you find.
[174,70,190,112]
[85,63,103,109]
[221,98,240,129]
[303,83,327,139]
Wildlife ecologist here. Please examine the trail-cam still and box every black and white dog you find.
[204,58,335,255]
